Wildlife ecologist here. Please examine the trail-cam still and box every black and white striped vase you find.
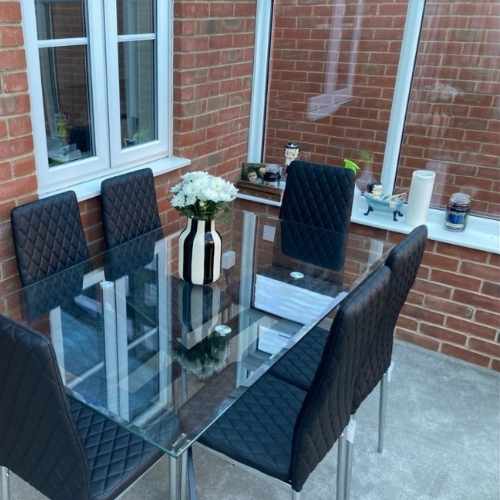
[179,218,222,285]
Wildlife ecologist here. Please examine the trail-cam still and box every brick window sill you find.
[38,156,191,202]
[236,190,500,255]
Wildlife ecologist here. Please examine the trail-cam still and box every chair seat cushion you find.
[270,327,330,391]
[199,374,307,483]
[69,398,163,500]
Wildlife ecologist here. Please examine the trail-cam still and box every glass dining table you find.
[0,209,394,499]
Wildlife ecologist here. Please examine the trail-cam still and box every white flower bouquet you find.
[171,171,238,220]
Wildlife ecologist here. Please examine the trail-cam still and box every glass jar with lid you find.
[445,193,471,232]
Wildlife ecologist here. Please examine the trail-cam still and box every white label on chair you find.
[346,419,357,444]
[388,362,394,383]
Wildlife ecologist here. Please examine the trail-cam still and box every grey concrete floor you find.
[11,342,500,500]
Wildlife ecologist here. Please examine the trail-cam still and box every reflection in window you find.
[263,0,404,189]
[397,1,500,218]
[117,0,155,35]
[119,41,157,148]
[39,45,94,167]
[35,0,86,40]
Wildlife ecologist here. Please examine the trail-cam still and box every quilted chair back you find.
[0,315,90,500]
[290,266,392,491]
[280,161,355,232]
[352,225,427,413]
[11,191,89,286]
[101,168,161,249]
[104,227,162,281]
[22,264,85,321]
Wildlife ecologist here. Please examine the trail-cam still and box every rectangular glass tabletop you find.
[1,210,394,457]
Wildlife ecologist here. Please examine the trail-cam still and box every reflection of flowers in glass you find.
[174,332,229,380]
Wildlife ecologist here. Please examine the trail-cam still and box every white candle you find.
[406,170,436,227]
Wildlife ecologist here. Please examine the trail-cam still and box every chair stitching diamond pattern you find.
[280,161,355,233]
[101,169,161,249]
[352,226,427,412]
[0,315,162,500]
[11,191,89,286]
[70,399,162,500]
[199,374,307,482]
[270,327,330,391]
[290,267,392,491]
[0,316,90,500]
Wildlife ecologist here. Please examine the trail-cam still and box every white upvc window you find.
[22,0,174,196]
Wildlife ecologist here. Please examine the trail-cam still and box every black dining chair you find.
[281,160,355,233]
[101,168,161,249]
[199,266,392,500]
[11,191,89,286]
[279,161,355,273]
[268,226,427,497]
[0,314,163,500]
[352,225,428,451]
[336,226,428,499]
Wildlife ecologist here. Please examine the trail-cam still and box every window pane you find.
[263,1,405,189]
[117,0,155,35]
[35,0,86,40]
[397,1,500,218]
[39,46,94,167]
[119,40,156,148]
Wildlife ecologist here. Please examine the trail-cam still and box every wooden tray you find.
[237,180,284,202]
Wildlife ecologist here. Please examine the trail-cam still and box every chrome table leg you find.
[187,447,198,500]
[1,467,10,500]
[169,448,197,500]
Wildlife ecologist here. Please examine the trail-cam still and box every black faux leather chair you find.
[279,161,354,272]
[0,314,163,500]
[101,168,161,249]
[281,160,355,233]
[268,226,427,497]
[352,225,428,451]
[199,266,392,500]
[11,191,89,286]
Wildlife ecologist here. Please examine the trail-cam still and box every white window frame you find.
[248,0,426,195]
[104,0,170,168]
[21,0,178,197]
[248,0,500,255]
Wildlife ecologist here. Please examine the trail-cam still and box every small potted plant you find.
[171,171,238,285]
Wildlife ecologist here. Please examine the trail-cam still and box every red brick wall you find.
[0,2,36,297]
[264,0,500,218]
[353,224,500,372]
[173,0,255,177]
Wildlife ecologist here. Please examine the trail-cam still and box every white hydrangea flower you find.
[170,171,238,217]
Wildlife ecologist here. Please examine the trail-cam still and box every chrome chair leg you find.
[378,369,390,454]
[344,419,356,500]
[291,489,301,500]
[336,433,347,500]
[1,467,10,500]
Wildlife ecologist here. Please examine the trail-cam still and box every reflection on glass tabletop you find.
[1,210,393,457]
